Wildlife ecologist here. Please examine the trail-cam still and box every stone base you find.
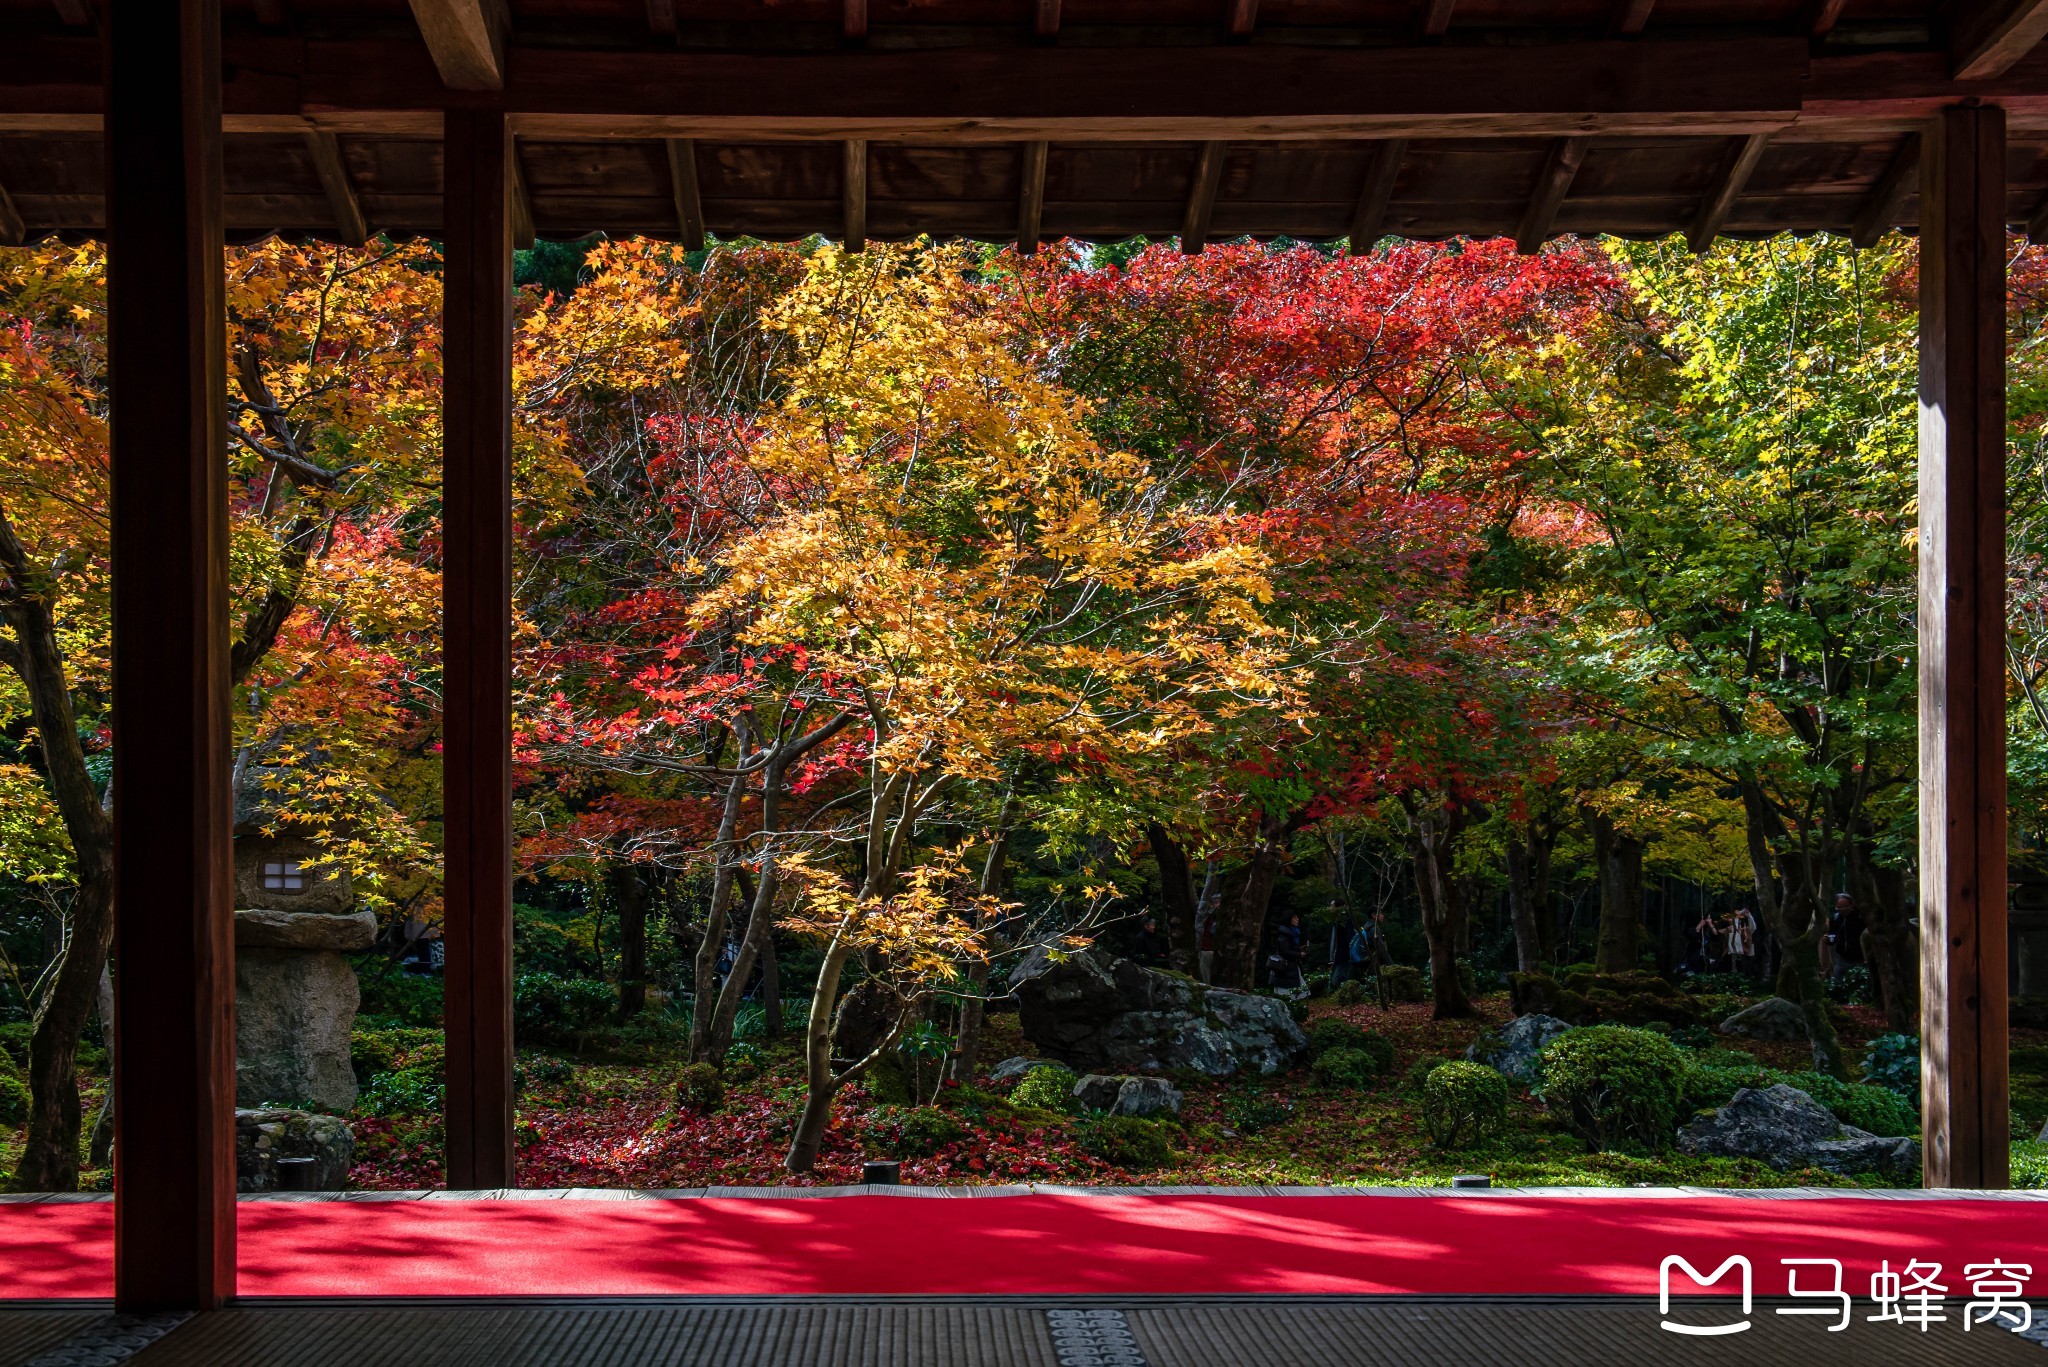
[237,944,362,1111]
[236,1107,354,1192]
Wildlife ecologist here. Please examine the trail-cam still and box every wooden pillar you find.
[1919,102,2009,1189]
[441,109,518,1190]
[107,0,236,1311]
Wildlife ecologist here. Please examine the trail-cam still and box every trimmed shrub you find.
[359,1066,443,1116]
[1305,1018,1369,1060]
[1079,1114,1175,1169]
[1680,1063,1775,1114]
[0,1021,31,1068]
[517,1055,575,1093]
[882,1105,965,1157]
[1861,1033,1920,1101]
[1778,1071,1917,1139]
[723,1041,766,1083]
[1379,965,1425,1003]
[1222,1088,1294,1135]
[1330,979,1370,1007]
[1422,1061,1509,1149]
[513,971,615,1047]
[1312,1047,1380,1090]
[1356,1031,1397,1075]
[0,1071,28,1126]
[674,1062,725,1114]
[350,1027,441,1086]
[1011,1064,1079,1113]
[1537,1025,1688,1153]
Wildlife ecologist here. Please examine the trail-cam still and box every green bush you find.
[514,971,615,1047]
[1422,1061,1509,1149]
[1330,979,1370,1006]
[0,1071,28,1126]
[358,1066,444,1116]
[1281,996,1310,1025]
[1777,1071,1917,1138]
[352,964,446,1028]
[723,1041,767,1083]
[350,1027,441,1085]
[516,1054,575,1094]
[1537,1025,1688,1153]
[1680,1063,1775,1114]
[1356,1031,1396,1075]
[1379,965,1425,1003]
[1011,1064,1078,1113]
[1305,1018,1368,1060]
[1079,1114,1175,1169]
[674,1061,725,1113]
[1312,1047,1380,1090]
[2015,1140,2048,1190]
[880,1105,966,1157]
[1692,1048,1760,1070]
[1222,1088,1294,1135]
[1861,1033,1920,1100]
[0,1021,31,1067]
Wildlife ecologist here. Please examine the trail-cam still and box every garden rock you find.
[1072,1074,1126,1110]
[1466,1014,1573,1083]
[1677,1083,1921,1178]
[234,907,377,952]
[1070,1073,1184,1117]
[235,938,361,1112]
[235,1107,353,1192]
[1717,997,1808,1042]
[1010,947,1306,1077]
[988,1056,1041,1082]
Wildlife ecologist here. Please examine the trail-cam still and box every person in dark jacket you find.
[1130,915,1169,968]
[1269,913,1308,997]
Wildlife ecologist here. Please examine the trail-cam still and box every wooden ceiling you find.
[6,0,2048,249]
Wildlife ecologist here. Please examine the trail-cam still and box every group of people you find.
[1126,906,1388,998]
[1688,892,1867,982]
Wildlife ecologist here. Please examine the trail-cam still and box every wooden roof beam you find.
[1226,0,1259,38]
[844,139,867,251]
[1347,138,1406,254]
[667,139,704,250]
[252,0,292,27]
[2028,190,2048,244]
[1181,140,1227,255]
[1849,133,1919,248]
[0,176,23,247]
[1611,0,1655,35]
[647,0,676,38]
[302,128,367,247]
[1018,140,1048,255]
[511,138,535,249]
[406,0,508,92]
[1953,0,2048,80]
[1034,0,1060,40]
[1421,0,1456,37]
[845,0,867,43]
[1807,0,1849,37]
[1515,136,1587,254]
[49,0,93,26]
[1686,131,1768,253]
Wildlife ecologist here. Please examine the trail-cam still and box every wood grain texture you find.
[1035,0,1060,39]
[1017,139,1047,254]
[302,128,366,246]
[844,0,867,41]
[1421,0,1455,36]
[106,0,236,1312]
[1918,102,2011,1191]
[1611,0,1655,35]
[510,138,535,248]
[1686,130,1768,252]
[406,0,507,92]
[1514,135,1586,253]
[843,138,866,249]
[0,177,22,245]
[1227,0,1259,37]
[1181,139,1226,253]
[1347,137,1405,252]
[1807,0,1850,36]
[1851,133,1920,247]
[1953,0,2048,81]
[667,138,704,249]
[441,108,518,1192]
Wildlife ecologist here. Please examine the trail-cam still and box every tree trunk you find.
[1407,798,1475,1019]
[1505,836,1544,973]
[1214,814,1293,989]
[951,825,1010,1083]
[688,765,750,1063]
[761,932,782,1041]
[2,508,118,1193]
[1146,822,1200,976]
[1739,783,1847,1079]
[609,862,648,1022]
[1585,810,1644,974]
[708,863,773,1063]
[1850,841,1918,1033]
[787,943,851,1173]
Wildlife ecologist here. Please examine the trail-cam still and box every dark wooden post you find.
[107,0,236,1310]
[1919,101,2010,1189]
[441,109,518,1190]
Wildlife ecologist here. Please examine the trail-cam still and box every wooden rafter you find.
[2028,191,2048,243]
[302,129,366,247]
[1421,0,1456,37]
[1227,0,1259,37]
[406,0,508,92]
[50,0,93,25]
[1181,140,1227,255]
[1953,0,2048,81]
[647,0,677,37]
[0,177,23,247]
[1347,138,1406,254]
[1035,0,1060,39]
[1611,0,1655,35]
[1850,134,1920,248]
[844,139,867,251]
[1807,0,1850,36]
[252,0,291,26]
[845,0,868,42]
[667,138,705,250]
[1686,130,1769,253]
[1514,136,1587,254]
[1018,140,1048,255]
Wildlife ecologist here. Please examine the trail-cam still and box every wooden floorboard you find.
[3,1298,2032,1366]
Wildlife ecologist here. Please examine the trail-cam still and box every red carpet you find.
[4,1194,2044,1300]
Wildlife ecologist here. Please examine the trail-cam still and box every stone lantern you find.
[232,771,376,1113]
